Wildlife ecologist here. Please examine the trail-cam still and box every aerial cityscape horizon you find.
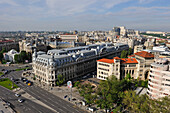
[0,0,170,31]
[0,0,169,113]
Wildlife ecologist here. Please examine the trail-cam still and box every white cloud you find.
[45,0,97,15]
[45,0,134,16]
[0,0,18,6]
[102,0,132,9]
[138,0,155,4]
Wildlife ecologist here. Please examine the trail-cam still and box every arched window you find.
[132,70,134,75]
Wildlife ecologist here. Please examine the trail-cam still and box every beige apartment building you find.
[147,58,170,99]
[134,45,144,53]
[97,51,155,80]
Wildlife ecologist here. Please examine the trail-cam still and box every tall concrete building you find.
[147,58,170,99]
[119,26,126,36]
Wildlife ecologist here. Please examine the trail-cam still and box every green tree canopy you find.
[56,74,64,86]
[79,83,96,106]
[122,90,170,113]
[14,54,20,63]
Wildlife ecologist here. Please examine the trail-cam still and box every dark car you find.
[25,80,29,84]
[64,95,67,99]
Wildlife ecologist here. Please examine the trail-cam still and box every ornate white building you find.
[4,49,19,62]
[32,43,129,86]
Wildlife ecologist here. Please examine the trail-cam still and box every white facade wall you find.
[147,58,170,99]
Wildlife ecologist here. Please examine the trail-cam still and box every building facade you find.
[3,49,19,62]
[32,43,129,87]
[19,39,47,54]
[97,51,155,80]
[97,57,138,80]
[147,58,170,99]
[59,34,78,42]
[0,40,19,51]
[134,45,144,53]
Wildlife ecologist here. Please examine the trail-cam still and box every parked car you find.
[21,77,27,82]
[25,80,29,84]
[15,93,21,97]
[18,99,24,103]
[64,95,67,99]
[27,82,32,86]
[87,107,96,112]
[6,102,11,106]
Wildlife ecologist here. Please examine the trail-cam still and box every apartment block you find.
[147,58,170,99]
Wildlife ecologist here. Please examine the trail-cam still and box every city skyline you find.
[0,0,170,31]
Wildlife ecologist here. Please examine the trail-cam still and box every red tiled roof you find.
[60,34,76,35]
[114,57,120,59]
[97,57,138,64]
[120,58,138,64]
[97,58,114,64]
[0,40,13,43]
[134,51,154,58]
[128,55,135,57]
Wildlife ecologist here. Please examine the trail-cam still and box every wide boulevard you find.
[0,65,86,113]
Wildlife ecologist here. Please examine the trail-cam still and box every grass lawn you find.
[15,67,31,71]
[0,72,4,76]
[0,78,18,90]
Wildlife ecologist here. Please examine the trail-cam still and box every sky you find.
[0,0,170,31]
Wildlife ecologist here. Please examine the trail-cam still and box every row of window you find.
[98,75,108,79]
[98,63,110,67]
[98,67,109,71]
[99,71,109,75]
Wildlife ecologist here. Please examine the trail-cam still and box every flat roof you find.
[38,54,70,59]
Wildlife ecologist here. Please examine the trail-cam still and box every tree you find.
[14,54,20,63]
[0,52,3,61]
[74,81,80,88]
[20,51,27,63]
[27,52,32,61]
[125,73,132,80]
[151,96,170,113]
[79,83,96,106]
[120,50,128,58]
[96,76,122,112]
[0,48,6,62]
[128,48,132,55]
[122,91,170,113]
[56,74,64,86]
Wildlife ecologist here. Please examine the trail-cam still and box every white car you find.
[15,93,21,97]
[18,99,24,103]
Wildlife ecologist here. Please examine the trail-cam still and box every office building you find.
[32,43,129,87]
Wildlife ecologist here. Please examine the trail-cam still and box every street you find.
[0,85,55,113]
[0,65,86,113]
